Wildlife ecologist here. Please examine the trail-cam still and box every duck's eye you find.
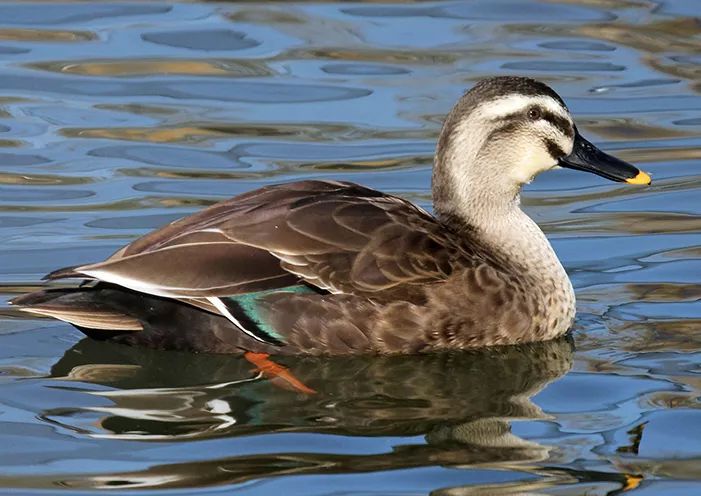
[527,107,542,120]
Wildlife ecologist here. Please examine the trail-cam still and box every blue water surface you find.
[0,1,700,494]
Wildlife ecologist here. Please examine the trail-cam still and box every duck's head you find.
[433,76,650,217]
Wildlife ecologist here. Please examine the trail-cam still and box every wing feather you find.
[76,242,298,297]
[48,180,482,323]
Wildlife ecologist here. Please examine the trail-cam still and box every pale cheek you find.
[512,146,558,184]
[562,140,574,156]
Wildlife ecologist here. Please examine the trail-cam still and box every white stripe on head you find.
[473,94,569,121]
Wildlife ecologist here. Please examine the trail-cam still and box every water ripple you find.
[0,1,700,494]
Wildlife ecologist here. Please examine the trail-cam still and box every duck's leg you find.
[243,352,316,395]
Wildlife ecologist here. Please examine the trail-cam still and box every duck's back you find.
[12,180,552,354]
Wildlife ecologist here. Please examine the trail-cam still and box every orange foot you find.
[244,352,316,395]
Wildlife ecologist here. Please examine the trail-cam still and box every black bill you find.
[559,129,651,185]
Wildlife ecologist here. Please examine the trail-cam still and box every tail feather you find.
[11,289,142,332]
[42,265,89,281]
[11,285,279,354]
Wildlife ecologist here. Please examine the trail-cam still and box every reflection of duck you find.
[12,77,650,354]
[42,337,573,490]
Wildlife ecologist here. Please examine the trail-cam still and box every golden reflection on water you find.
[579,18,701,55]
[0,172,93,186]
[29,59,274,78]
[582,119,695,141]
[62,126,227,144]
[553,212,701,235]
[0,28,95,42]
[0,0,700,494]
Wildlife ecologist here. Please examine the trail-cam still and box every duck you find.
[11,76,651,357]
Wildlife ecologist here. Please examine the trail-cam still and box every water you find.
[0,0,699,494]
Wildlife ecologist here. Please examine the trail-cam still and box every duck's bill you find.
[559,130,651,185]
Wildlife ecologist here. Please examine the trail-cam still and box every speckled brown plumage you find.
[11,76,650,354]
[12,180,548,355]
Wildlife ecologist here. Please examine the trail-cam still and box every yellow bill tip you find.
[626,170,651,185]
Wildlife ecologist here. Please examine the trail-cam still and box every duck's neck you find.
[433,134,562,278]
[476,202,565,280]
[438,192,559,275]
[433,163,575,316]
[437,191,576,335]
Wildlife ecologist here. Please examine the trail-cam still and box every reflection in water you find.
[0,0,700,493]
[29,59,274,78]
[40,337,573,490]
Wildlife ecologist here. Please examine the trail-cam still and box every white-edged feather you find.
[206,296,268,343]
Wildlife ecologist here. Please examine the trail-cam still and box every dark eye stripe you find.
[485,121,522,142]
[541,110,574,139]
[494,107,573,138]
[543,138,566,159]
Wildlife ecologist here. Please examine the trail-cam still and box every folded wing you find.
[48,180,475,310]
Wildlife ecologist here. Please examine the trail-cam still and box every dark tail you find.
[10,288,143,336]
[42,265,88,281]
[10,285,268,354]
